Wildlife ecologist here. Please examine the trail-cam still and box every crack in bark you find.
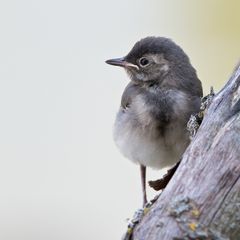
[209,173,240,225]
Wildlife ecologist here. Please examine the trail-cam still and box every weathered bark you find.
[132,64,240,240]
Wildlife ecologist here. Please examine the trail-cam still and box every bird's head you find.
[106,36,189,84]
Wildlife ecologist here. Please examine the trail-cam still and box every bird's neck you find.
[139,79,160,88]
[134,78,177,93]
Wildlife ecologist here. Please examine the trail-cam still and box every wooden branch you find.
[132,64,240,240]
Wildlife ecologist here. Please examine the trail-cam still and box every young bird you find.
[106,37,203,206]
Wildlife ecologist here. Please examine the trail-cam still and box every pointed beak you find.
[105,57,139,70]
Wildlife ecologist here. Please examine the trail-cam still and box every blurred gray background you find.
[0,0,239,239]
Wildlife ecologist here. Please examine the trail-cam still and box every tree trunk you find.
[132,64,240,240]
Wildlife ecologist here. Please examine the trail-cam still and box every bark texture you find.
[132,64,240,240]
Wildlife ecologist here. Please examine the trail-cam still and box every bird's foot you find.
[148,161,180,191]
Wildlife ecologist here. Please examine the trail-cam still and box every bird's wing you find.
[121,82,142,109]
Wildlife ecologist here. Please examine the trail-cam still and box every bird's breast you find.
[113,93,190,169]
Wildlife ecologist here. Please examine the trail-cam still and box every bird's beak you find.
[105,57,139,70]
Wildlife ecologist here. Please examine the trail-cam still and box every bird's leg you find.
[148,161,180,191]
[140,165,147,206]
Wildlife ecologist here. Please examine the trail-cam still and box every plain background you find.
[0,0,239,239]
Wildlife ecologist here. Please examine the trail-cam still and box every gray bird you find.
[106,37,203,206]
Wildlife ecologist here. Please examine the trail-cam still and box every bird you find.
[106,37,203,207]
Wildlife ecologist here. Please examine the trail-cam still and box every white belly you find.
[113,107,189,169]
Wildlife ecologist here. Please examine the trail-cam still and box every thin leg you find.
[140,165,147,206]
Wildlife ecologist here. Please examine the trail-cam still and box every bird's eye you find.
[139,57,150,67]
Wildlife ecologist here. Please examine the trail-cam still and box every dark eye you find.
[139,57,150,67]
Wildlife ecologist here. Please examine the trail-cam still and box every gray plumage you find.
[106,36,202,204]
